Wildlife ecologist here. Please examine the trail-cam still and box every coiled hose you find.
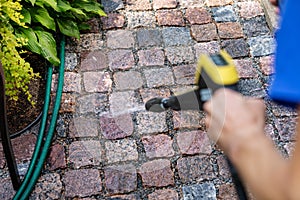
[13,36,65,199]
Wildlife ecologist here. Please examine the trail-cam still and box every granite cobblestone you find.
[0,1,288,199]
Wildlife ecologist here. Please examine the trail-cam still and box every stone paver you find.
[139,159,174,187]
[1,1,289,199]
[104,164,137,194]
[63,169,102,197]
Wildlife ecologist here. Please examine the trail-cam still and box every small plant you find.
[17,0,106,66]
[0,0,38,102]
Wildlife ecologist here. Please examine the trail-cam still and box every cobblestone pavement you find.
[0,0,298,199]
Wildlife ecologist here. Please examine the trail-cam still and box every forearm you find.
[228,129,289,200]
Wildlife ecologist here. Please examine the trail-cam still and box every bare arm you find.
[204,89,300,200]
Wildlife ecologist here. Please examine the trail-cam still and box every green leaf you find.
[16,27,42,55]
[32,7,56,31]
[72,0,106,16]
[57,0,72,12]
[35,30,60,66]
[78,22,90,31]
[21,8,31,24]
[57,18,80,39]
[70,7,87,18]
[25,0,36,6]
[36,0,58,11]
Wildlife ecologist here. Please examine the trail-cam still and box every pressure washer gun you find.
[145,50,239,112]
[145,50,248,200]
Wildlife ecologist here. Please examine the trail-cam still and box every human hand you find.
[203,89,266,154]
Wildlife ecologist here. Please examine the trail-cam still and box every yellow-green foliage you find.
[0,0,38,103]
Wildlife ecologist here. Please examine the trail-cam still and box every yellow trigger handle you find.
[195,50,239,86]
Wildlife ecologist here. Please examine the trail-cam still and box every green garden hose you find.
[13,36,65,199]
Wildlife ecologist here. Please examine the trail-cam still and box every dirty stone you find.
[126,11,156,29]
[274,117,297,142]
[12,133,36,163]
[234,58,258,78]
[211,6,237,22]
[177,155,215,183]
[221,39,249,58]
[101,13,125,30]
[64,52,77,71]
[31,173,63,199]
[217,184,238,199]
[107,30,135,49]
[148,189,179,200]
[77,33,104,52]
[191,24,218,42]
[52,72,81,93]
[206,0,232,7]
[237,79,266,98]
[165,46,195,65]
[248,36,275,57]
[185,7,212,25]
[237,1,264,19]
[194,41,220,55]
[162,27,192,46]
[102,0,124,13]
[139,88,171,103]
[47,143,66,170]
[259,55,275,75]
[153,0,177,10]
[242,16,270,37]
[144,67,175,88]
[177,0,205,8]
[136,29,163,48]
[156,10,185,26]
[126,0,152,11]
[138,49,165,66]
[217,22,244,39]
[182,182,216,200]
[63,169,102,198]
[173,64,196,85]
[108,50,135,71]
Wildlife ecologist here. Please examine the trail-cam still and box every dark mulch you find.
[6,53,46,135]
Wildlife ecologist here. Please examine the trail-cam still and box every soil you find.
[6,53,46,135]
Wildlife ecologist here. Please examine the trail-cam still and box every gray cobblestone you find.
[182,183,216,200]
[248,36,275,57]
[211,6,237,22]
[105,139,138,163]
[126,11,156,29]
[165,46,195,65]
[144,67,174,88]
[136,29,163,48]
[162,27,192,46]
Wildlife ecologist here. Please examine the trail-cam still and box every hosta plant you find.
[17,0,106,66]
